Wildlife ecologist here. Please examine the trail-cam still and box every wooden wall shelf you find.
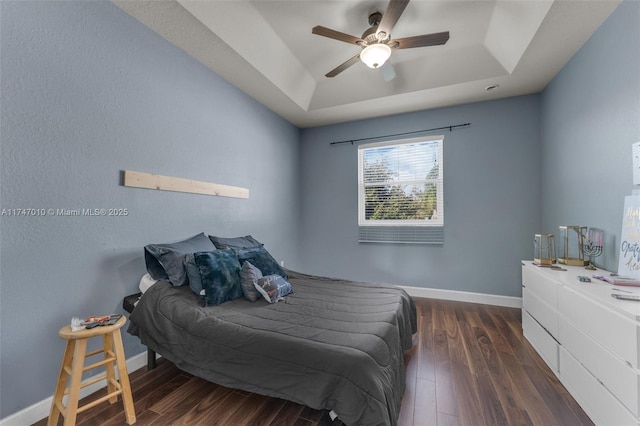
[123,170,249,199]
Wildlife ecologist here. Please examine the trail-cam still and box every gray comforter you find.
[128,270,417,426]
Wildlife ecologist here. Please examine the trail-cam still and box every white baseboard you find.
[0,351,150,426]
[402,285,522,308]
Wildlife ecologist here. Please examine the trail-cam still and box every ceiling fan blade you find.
[391,31,450,49]
[325,53,361,78]
[377,0,410,40]
[312,26,364,45]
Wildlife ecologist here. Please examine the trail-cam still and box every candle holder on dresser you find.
[583,228,603,270]
[558,225,588,266]
[534,234,556,265]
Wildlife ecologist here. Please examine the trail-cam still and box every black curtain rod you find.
[329,122,471,146]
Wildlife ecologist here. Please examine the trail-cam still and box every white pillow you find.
[139,273,158,293]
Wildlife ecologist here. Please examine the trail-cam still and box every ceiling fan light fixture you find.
[312,0,450,78]
[360,43,392,69]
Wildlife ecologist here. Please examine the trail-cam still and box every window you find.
[357,135,444,244]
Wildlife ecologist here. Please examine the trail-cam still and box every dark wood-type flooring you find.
[36,298,593,426]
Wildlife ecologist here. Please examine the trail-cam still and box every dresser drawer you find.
[522,263,559,309]
[560,348,639,426]
[523,310,559,374]
[560,316,640,416]
[559,285,640,368]
[523,287,559,340]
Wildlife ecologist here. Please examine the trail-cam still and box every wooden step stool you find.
[48,315,136,425]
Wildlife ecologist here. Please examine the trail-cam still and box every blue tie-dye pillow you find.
[254,274,293,303]
[194,249,243,306]
[236,247,287,280]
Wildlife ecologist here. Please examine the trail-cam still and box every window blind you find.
[357,136,444,244]
[358,226,444,244]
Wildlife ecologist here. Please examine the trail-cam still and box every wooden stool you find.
[48,316,136,425]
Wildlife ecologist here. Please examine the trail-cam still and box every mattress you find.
[127,270,416,426]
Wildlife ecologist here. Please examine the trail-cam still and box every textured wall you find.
[0,1,299,417]
[298,95,542,298]
[540,0,640,272]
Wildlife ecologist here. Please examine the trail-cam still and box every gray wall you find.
[0,1,299,418]
[540,0,640,272]
[298,95,542,297]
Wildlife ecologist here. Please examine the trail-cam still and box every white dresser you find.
[522,261,640,425]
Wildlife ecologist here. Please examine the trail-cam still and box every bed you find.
[127,269,417,426]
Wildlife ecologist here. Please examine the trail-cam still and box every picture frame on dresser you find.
[619,195,640,280]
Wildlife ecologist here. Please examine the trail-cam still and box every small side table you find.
[48,315,136,425]
[122,292,141,315]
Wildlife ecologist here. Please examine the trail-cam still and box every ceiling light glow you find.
[360,44,392,69]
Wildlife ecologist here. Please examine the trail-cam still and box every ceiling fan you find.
[312,0,449,78]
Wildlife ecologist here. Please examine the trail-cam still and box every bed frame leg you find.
[147,347,156,370]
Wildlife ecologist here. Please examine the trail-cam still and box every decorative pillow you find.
[208,235,263,250]
[236,246,287,280]
[139,273,158,294]
[184,253,204,296]
[239,261,262,302]
[254,274,293,303]
[194,249,243,306]
[144,233,216,286]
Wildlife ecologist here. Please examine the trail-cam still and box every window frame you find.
[357,135,444,243]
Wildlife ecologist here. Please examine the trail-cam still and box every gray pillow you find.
[239,261,262,302]
[254,274,294,303]
[208,235,263,250]
[184,253,204,296]
[144,233,216,286]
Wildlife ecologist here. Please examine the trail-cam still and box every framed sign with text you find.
[618,195,640,279]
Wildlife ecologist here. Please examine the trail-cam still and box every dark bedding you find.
[128,270,417,426]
